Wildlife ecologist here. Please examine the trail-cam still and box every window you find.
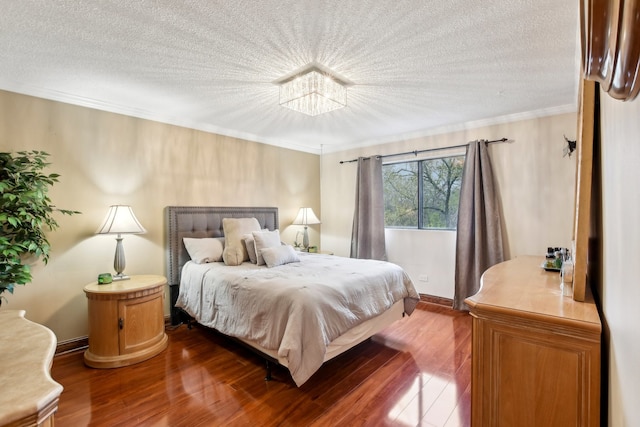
[383,155,465,229]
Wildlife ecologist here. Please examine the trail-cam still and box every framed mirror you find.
[576,0,639,301]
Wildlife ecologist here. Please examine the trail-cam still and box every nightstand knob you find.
[118,318,123,330]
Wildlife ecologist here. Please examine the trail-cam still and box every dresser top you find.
[0,310,63,426]
[465,256,601,331]
[84,274,167,294]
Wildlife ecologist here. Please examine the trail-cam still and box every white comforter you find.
[176,253,419,386]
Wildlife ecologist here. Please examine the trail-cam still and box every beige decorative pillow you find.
[253,229,281,266]
[261,245,300,268]
[222,217,261,266]
[183,237,225,263]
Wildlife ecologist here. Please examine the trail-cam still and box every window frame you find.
[382,152,466,231]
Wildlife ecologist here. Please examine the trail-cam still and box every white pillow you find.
[243,233,257,264]
[261,245,300,268]
[252,229,281,266]
[222,217,261,266]
[244,229,270,264]
[183,237,225,264]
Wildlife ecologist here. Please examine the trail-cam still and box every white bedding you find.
[176,252,419,386]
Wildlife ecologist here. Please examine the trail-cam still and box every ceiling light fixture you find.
[279,67,347,116]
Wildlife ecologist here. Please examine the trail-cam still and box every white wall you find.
[599,90,640,426]
[385,228,457,298]
[321,113,577,297]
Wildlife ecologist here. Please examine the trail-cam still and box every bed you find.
[165,206,419,386]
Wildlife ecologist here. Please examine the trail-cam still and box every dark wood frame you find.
[581,0,640,101]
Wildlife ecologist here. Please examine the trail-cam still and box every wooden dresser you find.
[465,256,601,426]
[0,310,63,427]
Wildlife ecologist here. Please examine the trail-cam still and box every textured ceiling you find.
[0,1,579,154]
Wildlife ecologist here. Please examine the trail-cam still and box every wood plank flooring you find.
[51,302,472,427]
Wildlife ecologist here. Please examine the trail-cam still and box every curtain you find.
[350,156,387,260]
[453,140,504,310]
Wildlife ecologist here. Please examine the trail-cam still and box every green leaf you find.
[0,150,81,301]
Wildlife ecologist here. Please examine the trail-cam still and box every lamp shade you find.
[96,205,146,235]
[292,207,321,226]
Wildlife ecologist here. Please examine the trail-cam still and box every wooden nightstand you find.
[83,275,168,368]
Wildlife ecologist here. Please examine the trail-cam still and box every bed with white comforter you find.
[176,252,419,386]
[165,206,420,386]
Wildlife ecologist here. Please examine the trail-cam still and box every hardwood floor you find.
[51,302,472,427]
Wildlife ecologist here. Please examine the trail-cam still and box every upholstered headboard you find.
[165,206,279,324]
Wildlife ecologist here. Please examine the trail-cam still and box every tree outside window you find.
[383,155,465,230]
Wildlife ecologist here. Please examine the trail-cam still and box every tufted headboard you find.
[164,206,279,324]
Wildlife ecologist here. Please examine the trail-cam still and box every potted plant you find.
[0,150,79,305]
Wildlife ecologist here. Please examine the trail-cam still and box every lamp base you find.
[303,226,309,251]
[113,235,129,281]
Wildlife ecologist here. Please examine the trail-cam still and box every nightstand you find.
[83,275,168,368]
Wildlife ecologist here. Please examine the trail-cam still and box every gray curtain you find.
[350,156,387,260]
[453,140,504,310]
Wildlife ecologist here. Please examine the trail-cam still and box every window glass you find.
[383,161,418,227]
[383,155,465,229]
[421,156,464,229]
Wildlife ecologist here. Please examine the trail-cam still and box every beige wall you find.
[321,113,577,297]
[599,90,640,426]
[0,90,320,342]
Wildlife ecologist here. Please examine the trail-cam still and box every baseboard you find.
[56,300,453,355]
[419,293,453,308]
[55,315,173,356]
[56,336,88,356]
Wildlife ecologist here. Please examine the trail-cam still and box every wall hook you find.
[563,135,577,158]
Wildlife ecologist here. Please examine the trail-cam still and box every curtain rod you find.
[339,137,509,164]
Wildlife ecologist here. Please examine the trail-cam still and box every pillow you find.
[243,233,257,264]
[222,217,261,266]
[243,229,271,264]
[183,237,224,263]
[261,245,300,268]
[252,229,281,266]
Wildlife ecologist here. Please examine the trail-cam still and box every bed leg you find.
[265,360,273,381]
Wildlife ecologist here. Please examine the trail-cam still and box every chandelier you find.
[278,67,347,116]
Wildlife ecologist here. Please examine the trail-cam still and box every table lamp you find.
[292,207,321,251]
[96,205,146,281]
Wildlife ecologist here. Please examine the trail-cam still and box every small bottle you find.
[546,247,555,258]
[554,248,563,269]
[561,253,574,297]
